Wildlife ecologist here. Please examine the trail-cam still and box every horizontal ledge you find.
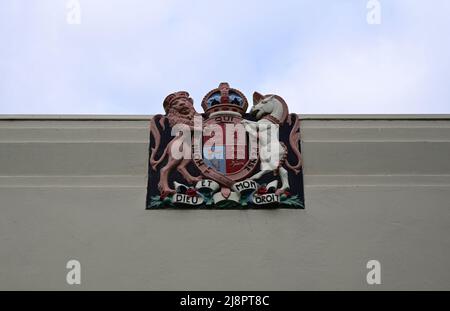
[0,126,149,129]
[299,114,450,120]
[301,125,450,129]
[1,114,450,121]
[4,175,450,188]
[1,140,448,144]
[0,175,147,188]
[0,115,153,121]
[304,174,450,186]
[0,141,149,144]
[302,140,450,143]
[306,185,450,189]
[0,186,145,189]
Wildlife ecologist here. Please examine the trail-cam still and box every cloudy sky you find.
[0,0,449,114]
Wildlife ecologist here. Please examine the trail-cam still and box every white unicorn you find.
[242,92,302,195]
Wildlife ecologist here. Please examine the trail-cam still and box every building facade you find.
[0,115,449,290]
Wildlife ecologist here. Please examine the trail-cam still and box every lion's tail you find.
[284,114,302,175]
[149,115,167,170]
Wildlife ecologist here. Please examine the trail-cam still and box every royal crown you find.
[201,82,248,117]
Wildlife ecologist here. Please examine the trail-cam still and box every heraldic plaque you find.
[146,83,304,209]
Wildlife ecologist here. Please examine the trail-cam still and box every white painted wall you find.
[0,115,449,290]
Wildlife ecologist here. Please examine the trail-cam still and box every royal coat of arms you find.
[146,83,304,209]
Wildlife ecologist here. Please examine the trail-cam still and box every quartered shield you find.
[193,114,258,188]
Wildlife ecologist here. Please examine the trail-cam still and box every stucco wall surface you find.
[0,115,449,290]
